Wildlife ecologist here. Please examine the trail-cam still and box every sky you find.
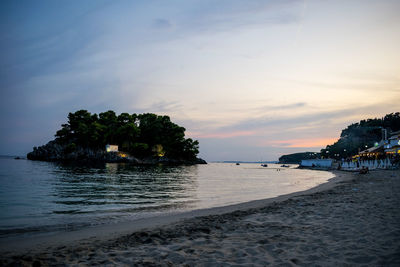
[0,0,399,161]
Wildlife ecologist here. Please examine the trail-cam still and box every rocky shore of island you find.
[27,140,206,165]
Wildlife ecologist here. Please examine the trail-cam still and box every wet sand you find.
[1,170,399,266]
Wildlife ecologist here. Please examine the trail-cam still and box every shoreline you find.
[2,169,399,266]
[0,166,334,251]
[1,170,346,252]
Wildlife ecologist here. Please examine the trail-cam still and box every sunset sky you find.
[1,0,399,161]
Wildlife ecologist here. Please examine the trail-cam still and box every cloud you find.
[263,137,339,148]
[0,1,107,89]
[185,100,400,158]
[1,0,399,161]
[152,18,173,29]
[141,100,183,114]
[161,0,302,36]
[187,130,257,139]
[280,77,400,93]
[197,0,300,19]
[252,102,306,112]
[219,100,399,134]
[184,102,308,139]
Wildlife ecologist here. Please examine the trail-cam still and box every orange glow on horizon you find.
[265,137,338,148]
[187,130,257,139]
[187,131,337,148]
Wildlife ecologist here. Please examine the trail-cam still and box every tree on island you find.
[28,110,202,163]
[279,152,320,164]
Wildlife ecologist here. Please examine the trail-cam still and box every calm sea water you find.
[0,156,334,238]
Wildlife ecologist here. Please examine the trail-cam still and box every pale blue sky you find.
[1,0,399,161]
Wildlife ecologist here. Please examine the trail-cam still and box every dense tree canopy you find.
[54,110,199,160]
[279,152,320,164]
[321,112,400,159]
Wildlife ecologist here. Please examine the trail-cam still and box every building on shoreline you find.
[106,144,119,152]
[300,159,333,168]
[384,130,400,155]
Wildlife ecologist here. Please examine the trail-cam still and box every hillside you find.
[279,152,320,164]
[321,112,400,159]
[279,112,400,162]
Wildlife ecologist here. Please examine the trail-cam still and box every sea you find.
[0,156,334,239]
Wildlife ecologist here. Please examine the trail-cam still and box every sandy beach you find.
[1,169,399,266]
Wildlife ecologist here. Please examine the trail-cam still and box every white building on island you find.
[106,144,118,152]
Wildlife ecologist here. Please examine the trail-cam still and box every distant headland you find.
[27,110,206,165]
[279,112,400,165]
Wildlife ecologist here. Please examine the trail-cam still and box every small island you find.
[27,110,206,165]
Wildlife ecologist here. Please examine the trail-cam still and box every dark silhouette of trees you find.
[321,112,400,159]
[279,152,320,164]
[54,110,199,160]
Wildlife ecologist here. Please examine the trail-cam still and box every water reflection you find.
[50,163,199,215]
[0,159,333,238]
